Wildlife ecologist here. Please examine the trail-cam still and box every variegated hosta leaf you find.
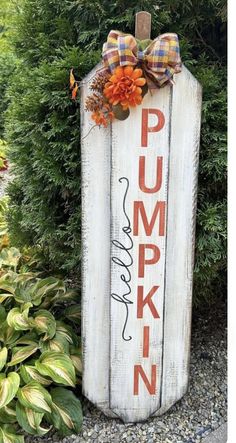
[14,282,33,304]
[49,290,78,306]
[40,323,75,354]
[0,322,20,345]
[33,310,56,340]
[0,220,8,235]
[0,426,24,443]
[0,403,17,424]
[0,226,7,241]
[0,196,8,210]
[0,275,16,295]
[70,352,82,375]
[0,293,14,304]
[7,305,32,331]
[17,381,52,413]
[48,387,82,436]
[35,351,76,387]
[39,332,70,354]
[0,247,21,269]
[15,273,37,284]
[55,322,78,346]
[20,365,52,386]
[7,345,38,367]
[63,304,81,325]
[13,331,38,346]
[16,401,51,436]
[0,347,7,371]
[0,234,9,249]
[0,372,20,408]
[0,305,6,322]
[31,277,65,306]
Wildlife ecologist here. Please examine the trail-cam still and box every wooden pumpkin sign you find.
[80,12,202,423]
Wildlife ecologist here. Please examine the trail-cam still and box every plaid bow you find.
[102,30,182,87]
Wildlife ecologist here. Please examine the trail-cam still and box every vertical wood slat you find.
[80,64,115,416]
[110,86,171,422]
[156,66,202,415]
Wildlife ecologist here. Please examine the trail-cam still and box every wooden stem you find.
[135,11,151,40]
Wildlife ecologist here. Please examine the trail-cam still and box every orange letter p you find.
[141,108,165,147]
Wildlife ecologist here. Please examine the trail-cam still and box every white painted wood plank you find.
[156,66,202,415]
[81,64,115,416]
[110,86,171,422]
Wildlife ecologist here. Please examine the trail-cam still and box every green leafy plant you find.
[0,197,8,238]
[0,196,10,252]
[0,197,51,275]
[0,269,82,441]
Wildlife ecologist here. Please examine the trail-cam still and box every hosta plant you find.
[0,271,82,442]
[0,196,50,275]
[0,197,10,252]
[0,140,8,172]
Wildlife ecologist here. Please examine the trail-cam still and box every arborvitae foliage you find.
[4,0,226,304]
[0,0,19,137]
[6,49,100,271]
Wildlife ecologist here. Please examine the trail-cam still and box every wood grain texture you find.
[110,87,171,422]
[80,63,116,417]
[81,64,202,422]
[135,11,151,39]
[156,66,202,416]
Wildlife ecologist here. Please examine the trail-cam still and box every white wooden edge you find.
[81,63,117,417]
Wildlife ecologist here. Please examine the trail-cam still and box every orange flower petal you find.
[105,84,114,92]
[134,87,142,95]
[110,75,119,83]
[132,68,143,79]
[103,65,146,111]
[114,66,124,78]
[135,78,146,86]
[124,66,134,77]
[104,82,112,88]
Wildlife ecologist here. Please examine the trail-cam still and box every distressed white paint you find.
[81,63,115,417]
[110,87,170,422]
[81,65,202,422]
[156,66,202,416]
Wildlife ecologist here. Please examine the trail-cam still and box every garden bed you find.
[27,301,227,443]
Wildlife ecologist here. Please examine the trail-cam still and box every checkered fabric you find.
[102,30,182,87]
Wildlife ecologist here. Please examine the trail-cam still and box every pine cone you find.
[90,71,111,93]
[85,93,104,112]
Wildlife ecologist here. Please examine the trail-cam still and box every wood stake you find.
[135,11,151,40]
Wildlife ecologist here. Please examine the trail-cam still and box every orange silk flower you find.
[103,66,146,110]
[91,111,107,126]
[91,108,114,128]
